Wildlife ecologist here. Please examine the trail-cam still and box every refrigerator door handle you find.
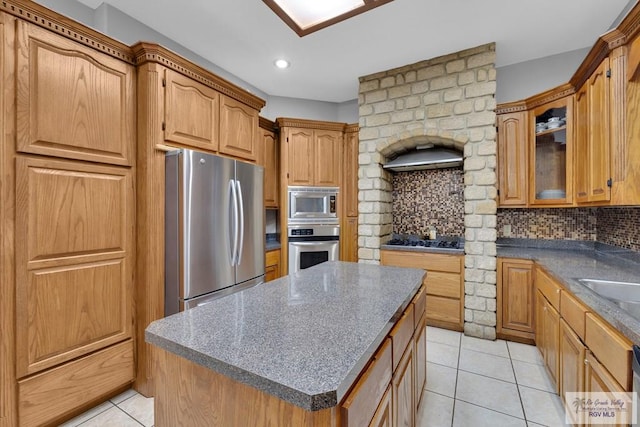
[228,179,239,266]
[235,179,245,266]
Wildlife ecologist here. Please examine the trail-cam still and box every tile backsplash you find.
[392,168,464,237]
[497,207,640,252]
[497,208,597,240]
[391,167,640,251]
[596,207,640,251]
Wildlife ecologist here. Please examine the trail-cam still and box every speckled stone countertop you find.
[497,239,640,344]
[380,244,464,255]
[145,261,425,411]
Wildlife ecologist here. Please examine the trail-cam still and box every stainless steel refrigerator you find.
[165,148,265,315]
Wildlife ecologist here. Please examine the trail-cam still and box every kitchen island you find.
[146,261,427,426]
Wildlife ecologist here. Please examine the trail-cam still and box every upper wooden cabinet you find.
[163,66,261,164]
[529,96,574,206]
[278,118,343,187]
[164,69,220,151]
[497,111,528,207]
[16,21,135,166]
[575,59,611,203]
[219,95,258,161]
[341,124,359,262]
[259,118,279,209]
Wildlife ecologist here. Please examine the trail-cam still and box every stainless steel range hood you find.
[383,145,463,172]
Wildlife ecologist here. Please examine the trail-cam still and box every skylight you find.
[263,0,394,37]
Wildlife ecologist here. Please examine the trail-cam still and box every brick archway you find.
[357,43,498,339]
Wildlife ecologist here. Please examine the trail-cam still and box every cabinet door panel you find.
[16,157,133,376]
[341,217,358,262]
[542,297,560,391]
[414,314,427,410]
[344,129,359,216]
[314,130,341,186]
[588,60,611,202]
[287,128,314,185]
[497,112,528,206]
[559,319,585,401]
[392,344,414,427]
[263,129,279,208]
[164,69,219,150]
[369,385,391,427]
[575,84,590,202]
[16,21,134,166]
[220,95,258,161]
[499,259,534,334]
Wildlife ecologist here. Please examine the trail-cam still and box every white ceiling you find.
[74,0,632,103]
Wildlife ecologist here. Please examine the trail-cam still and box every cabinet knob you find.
[543,306,547,311]
[556,289,560,293]
[584,359,589,365]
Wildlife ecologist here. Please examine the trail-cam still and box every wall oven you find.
[288,186,338,224]
[288,224,340,273]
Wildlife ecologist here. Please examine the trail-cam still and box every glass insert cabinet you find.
[529,96,573,205]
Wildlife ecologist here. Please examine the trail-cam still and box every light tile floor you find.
[63,326,567,426]
[418,326,567,427]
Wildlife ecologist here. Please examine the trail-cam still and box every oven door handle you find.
[289,241,337,246]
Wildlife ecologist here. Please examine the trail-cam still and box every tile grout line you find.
[506,342,530,425]
[112,405,146,427]
[450,332,462,427]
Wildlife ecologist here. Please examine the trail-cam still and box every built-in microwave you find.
[288,186,339,224]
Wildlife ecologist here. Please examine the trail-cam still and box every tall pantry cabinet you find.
[1,4,137,426]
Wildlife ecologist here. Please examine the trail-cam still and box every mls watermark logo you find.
[564,392,637,425]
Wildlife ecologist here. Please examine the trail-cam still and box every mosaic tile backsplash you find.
[497,208,597,240]
[392,168,464,237]
[392,167,640,252]
[597,207,640,251]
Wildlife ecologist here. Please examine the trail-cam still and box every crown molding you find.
[1,0,134,63]
[276,117,347,131]
[132,42,265,111]
[259,116,276,131]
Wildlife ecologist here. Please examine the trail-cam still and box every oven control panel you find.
[291,228,314,236]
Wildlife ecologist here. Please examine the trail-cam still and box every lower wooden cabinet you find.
[381,250,464,331]
[18,340,134,427]
[559,318,586,399]
[414,313,427,410]
[392,344,414,427]
[585,350,627,394]
[497,258,535,342]
[265,249,281,282]
[369,385,392,427]
[536,290,560,392]
[341,285,426,427]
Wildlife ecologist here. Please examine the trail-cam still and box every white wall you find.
[495,47,590,104]
[33,0,604,119]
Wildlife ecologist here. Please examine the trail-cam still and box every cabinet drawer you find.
[266,249,280,267]
[536,268,561,310]
[426,296,461,324]
[560,291,589,341]
[389,304,414,371]
[341,338,392,427]
[585,313,632,390]
[18,340,134,427]
[412,286,426,328]
[425,271,461,298]
[380,250,462,273]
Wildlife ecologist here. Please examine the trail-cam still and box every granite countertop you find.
[497,239,640,344]
[265,241,281,251]
[380,244,464,255]
[145,261,425,411]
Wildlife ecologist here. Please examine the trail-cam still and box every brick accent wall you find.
[358,43,497,339]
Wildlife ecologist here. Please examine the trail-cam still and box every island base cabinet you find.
[392,344,414,427]
[153,347,337,427]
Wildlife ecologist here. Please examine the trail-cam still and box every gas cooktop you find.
[385,234,464,250]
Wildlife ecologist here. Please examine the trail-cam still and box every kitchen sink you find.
[577,279,640,303]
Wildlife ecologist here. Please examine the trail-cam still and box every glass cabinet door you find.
[529,96,573,205]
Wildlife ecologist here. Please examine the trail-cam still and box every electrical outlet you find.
[503,224,511,237]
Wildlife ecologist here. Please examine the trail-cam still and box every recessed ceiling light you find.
[274,59,290,69]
